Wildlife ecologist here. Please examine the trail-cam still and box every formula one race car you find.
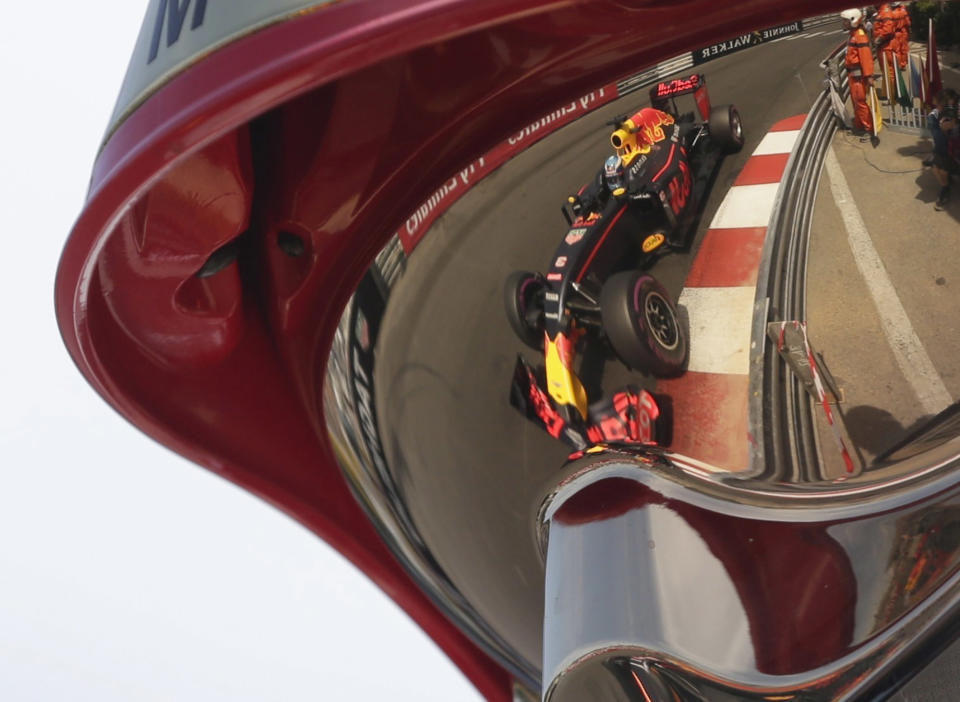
[505,74,743,449]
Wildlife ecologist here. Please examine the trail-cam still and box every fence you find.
[823,43,933,134]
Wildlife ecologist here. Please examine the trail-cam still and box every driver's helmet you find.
[840,8,863,28]
[604,155,625,192]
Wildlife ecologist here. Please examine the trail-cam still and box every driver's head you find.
[604,155,624,192]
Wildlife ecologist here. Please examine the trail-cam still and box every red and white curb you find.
[658,114,806,471]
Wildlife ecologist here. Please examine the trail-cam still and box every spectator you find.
[929,90,959,210]
[863,6,875,37]
[926,91,950,160]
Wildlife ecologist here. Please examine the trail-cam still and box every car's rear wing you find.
[650,73,711,121]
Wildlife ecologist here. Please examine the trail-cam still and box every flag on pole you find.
[910,53,923,103]
[928,17,942,102]
[882,52,895,104]
[869,85,883,136]
[895,59,911,108]
[921,56,931,106]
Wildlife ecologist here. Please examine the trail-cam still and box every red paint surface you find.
[668,505,857,673]
[553,477,650,525]
[96,129,252,370]
[733,152,791,186]
[770,113,808,131]
[685,227,767,287]
[658,372,751,471]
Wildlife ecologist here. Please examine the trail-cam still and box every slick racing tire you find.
[504,270,546,350]
[709,104,744,153]
[600,271,687,377]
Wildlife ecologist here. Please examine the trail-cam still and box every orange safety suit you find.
[846,26,875,133]
[892,3,911,69]
[872,4,897,70]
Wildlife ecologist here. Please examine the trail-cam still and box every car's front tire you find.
[600,271,687,377]
[504,270,546,350]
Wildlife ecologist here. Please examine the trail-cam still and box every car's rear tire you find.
[504,270,546,350]
[600,271,687,377]
[709,104,744,153]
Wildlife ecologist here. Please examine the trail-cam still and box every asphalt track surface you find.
[374,30,845,670]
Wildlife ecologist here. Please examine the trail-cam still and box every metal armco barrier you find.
[750,40,848,481]
[615,53,694,95]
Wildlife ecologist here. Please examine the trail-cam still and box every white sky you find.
[0,3,482,700]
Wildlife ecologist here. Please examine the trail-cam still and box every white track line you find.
[824,148,952,415]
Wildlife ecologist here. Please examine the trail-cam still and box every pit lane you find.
[370,30,845,672]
